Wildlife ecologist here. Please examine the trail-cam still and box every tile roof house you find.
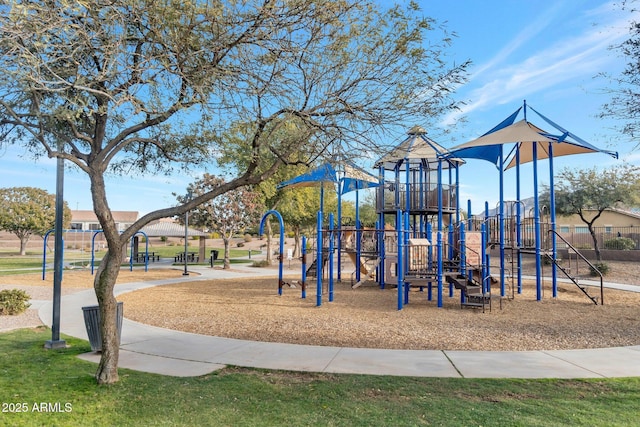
[70,210,138,232]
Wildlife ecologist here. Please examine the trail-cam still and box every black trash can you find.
[82,302,123,352]
[210,250,219,267]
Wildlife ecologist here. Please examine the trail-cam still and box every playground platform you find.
[37,264,640,379]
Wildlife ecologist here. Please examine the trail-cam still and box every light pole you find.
[45,144,66,349]
[183,191,192,276]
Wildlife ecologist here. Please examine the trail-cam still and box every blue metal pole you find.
[301,236,307,299]
[397,209,404,310]
[549,142,558,298]
[484,201,490,242]
[316,211,323,307]
[467,199,472,230]
[437,160,443,233]
[499,146,505,297]
[481,222,487,294]
[427,222,433,301]
[378,165,386,289]
[455,163,461,225]
[91,231,98,275]
[533,142,542,301]
[337,182,342,282]
[460,222,466,305]
[404,211,410,305]
[405,159,411,214]
[448,223,454,298]
[419,162,424,212]
[355,185,361,284]
[516,145,523,294]
[378,219,385,289]
[329,213,334,302]
[437,231,443,308]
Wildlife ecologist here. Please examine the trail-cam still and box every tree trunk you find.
[19,235,29,256]
[588,223,602,261]
[90,171,125,384]
[93,247,123,384]
[265,218,273,265]
[223,237,231,269]
[293,226,301,258]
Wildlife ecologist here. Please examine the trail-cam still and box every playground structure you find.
[274,101,618,310]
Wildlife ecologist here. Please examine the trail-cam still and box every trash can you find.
[82,302,123,352]
[210,250,219,267]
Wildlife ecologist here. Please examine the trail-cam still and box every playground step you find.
[548,256,599,305]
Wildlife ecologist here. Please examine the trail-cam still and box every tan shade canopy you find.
[375,125,463,170]
[504,139,606,169]
[449,112,617,168]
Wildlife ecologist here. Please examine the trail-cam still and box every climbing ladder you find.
[546,230,603,305]
[306,250,330,278]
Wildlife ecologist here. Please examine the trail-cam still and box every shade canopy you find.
[340,162,379,195]
[375,125,463,170]
[276,161,378,194]
[276,163,338,190]
[448,102,618,168]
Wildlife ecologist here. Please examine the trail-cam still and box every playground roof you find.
[139,221,207,237]
[276,163,338,190]
[447,102,618,168]
[340,162,379,194]
[276,162,379,195]
[375,125,463,170]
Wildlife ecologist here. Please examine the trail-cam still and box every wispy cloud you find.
[442,1,640,127]
[467,3,564,81]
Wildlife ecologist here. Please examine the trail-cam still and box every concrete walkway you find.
[38,265,640,379]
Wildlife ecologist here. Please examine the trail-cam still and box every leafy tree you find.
[600,0,640,149]
[0,0,467,384]
[176,174,264,269]
[0,187,71,255]
[542,164,640,260]
[352,191,379,228]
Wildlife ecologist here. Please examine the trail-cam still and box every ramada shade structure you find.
[447,100,618,301]
[448,102,618,168]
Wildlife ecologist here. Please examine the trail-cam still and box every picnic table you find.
[174,252,199,263]
[134,252,160,262]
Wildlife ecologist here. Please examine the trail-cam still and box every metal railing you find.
[548,230,603,305]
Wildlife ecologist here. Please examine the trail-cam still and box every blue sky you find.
[1,0,639,216]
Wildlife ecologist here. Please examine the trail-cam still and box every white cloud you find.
[442,2,640,127]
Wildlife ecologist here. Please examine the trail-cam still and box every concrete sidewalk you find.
[38,265,640,379]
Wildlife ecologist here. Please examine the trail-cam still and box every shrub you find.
[251,260,270,268]
[590,262,609,277]
[244,234,253,242]
[160,236,168,243]
[603,237,636,250]
[236,241,245,247]
[0,289,31,315]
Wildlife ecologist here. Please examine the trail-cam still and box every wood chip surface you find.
[119,265,640,352]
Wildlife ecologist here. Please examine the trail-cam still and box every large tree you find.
[600,0,640,149]
[176,174,264,269]
[543,164,640,261]
[0,0,467,384]
[0,187,71,255]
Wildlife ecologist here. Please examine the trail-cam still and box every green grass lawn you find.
[1,328,639,426]
[0,246,262,276]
